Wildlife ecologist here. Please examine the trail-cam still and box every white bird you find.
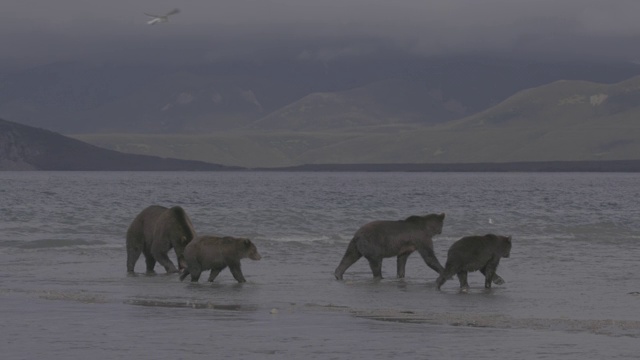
[145,8,180,25]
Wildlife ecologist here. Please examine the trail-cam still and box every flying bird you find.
[145,8,180,25]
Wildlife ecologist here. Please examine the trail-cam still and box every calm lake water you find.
[1,171,639,359]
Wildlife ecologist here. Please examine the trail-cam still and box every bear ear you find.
[244,238,252,247]
[439,213,445,219]
[506,236,512,243]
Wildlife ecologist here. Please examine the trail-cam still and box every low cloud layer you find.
[3,0,640,65]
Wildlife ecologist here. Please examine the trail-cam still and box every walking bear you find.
[180,235,262,283]
[436,234,511,291]
[126,205,197,274]
[334,213,446,280]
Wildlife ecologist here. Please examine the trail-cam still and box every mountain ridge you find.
[3,55,640,134]
[72,75,640,167]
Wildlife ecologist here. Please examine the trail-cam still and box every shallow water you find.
[1,171,639,359]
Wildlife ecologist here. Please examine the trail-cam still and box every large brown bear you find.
[126,205,196,274]
[436,234,511,291]
[334,213,446,280]
[180,235,262,283]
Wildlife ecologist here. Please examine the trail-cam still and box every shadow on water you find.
[123,298,257,312]
[348,308,640,338]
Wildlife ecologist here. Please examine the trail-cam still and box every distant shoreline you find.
[259,160,640,172]
[3,159,640,172]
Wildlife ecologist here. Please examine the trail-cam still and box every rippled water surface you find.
[1,171,639,359]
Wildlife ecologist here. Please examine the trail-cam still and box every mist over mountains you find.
[2,51,640,134]
[69,67,640,167]
[2,27,640,168]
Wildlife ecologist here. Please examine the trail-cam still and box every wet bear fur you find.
[334,213,446,280]
[436,234,511,291]
[180,235,262,283]
[126,205,196,274]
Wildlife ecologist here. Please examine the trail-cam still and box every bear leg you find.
[492,275,505,285]
[228,262,246,283]
[417,246,444,275]
[190,269,202,282]
[126,245,142,273]
[144,252,157,274]
[436,264,456,290]
[483,264,497,289]
[397,252,411,278]
[334,239,363,280]
[457,271,469,292]
[480,267,505,285]
[208,267,225,282]
[154,251,179,273]
[366,257,383,279]
[179,268,190,281]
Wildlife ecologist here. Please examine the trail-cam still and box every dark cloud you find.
[3,0,640,65]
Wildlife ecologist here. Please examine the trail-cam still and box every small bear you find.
[180,235,261,283]
[436,234,511,291]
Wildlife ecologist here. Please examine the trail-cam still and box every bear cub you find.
[180,235,262,283]
[436,234,511,291]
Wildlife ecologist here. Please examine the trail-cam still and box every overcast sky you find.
[3,0,640,65]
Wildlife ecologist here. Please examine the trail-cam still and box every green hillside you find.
[8,57,639,134]
[73,76,640,167]
[74,131,361,168]
[247,78,467,131]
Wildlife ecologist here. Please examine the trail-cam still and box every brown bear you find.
[334,213,446,280]
[179,235,262,283]
[436,234,511,291]
[126,205,196,274]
